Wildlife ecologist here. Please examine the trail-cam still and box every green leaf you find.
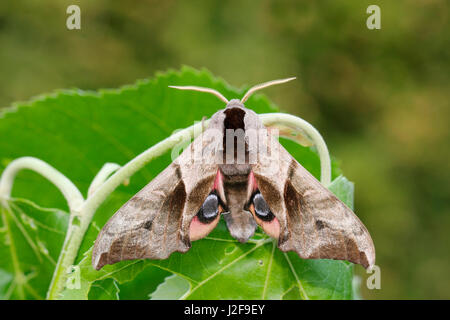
[88,279,120,300]
[0,198,69,299]
[0,67,355,299]
[328,175,354,210]
[150,274,191,300]
[58,248,168,300]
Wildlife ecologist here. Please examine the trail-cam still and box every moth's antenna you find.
[168,85,229,104]
[240,77,296,103]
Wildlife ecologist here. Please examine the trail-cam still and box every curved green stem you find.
[0,157,84,211]
[0,157,86,300]
[87,163,122,197]
[260,113,331,186]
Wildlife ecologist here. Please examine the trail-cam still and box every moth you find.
[92,78,375,270]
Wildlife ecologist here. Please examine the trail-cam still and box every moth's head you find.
[168,77,296,108]
[225,99,244,109]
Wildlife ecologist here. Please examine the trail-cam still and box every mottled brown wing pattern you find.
[92,128,221,270]
[252,134,375,269]
[92,163,185,270]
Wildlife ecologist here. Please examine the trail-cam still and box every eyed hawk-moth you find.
[92,78,375,270]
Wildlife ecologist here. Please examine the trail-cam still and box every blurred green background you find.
[0,0,448,299]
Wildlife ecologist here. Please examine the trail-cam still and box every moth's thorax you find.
[219,164,250,176]
[217,100,265,171]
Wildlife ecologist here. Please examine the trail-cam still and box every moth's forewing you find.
[92,116,225,270]
[251,132,375,269]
